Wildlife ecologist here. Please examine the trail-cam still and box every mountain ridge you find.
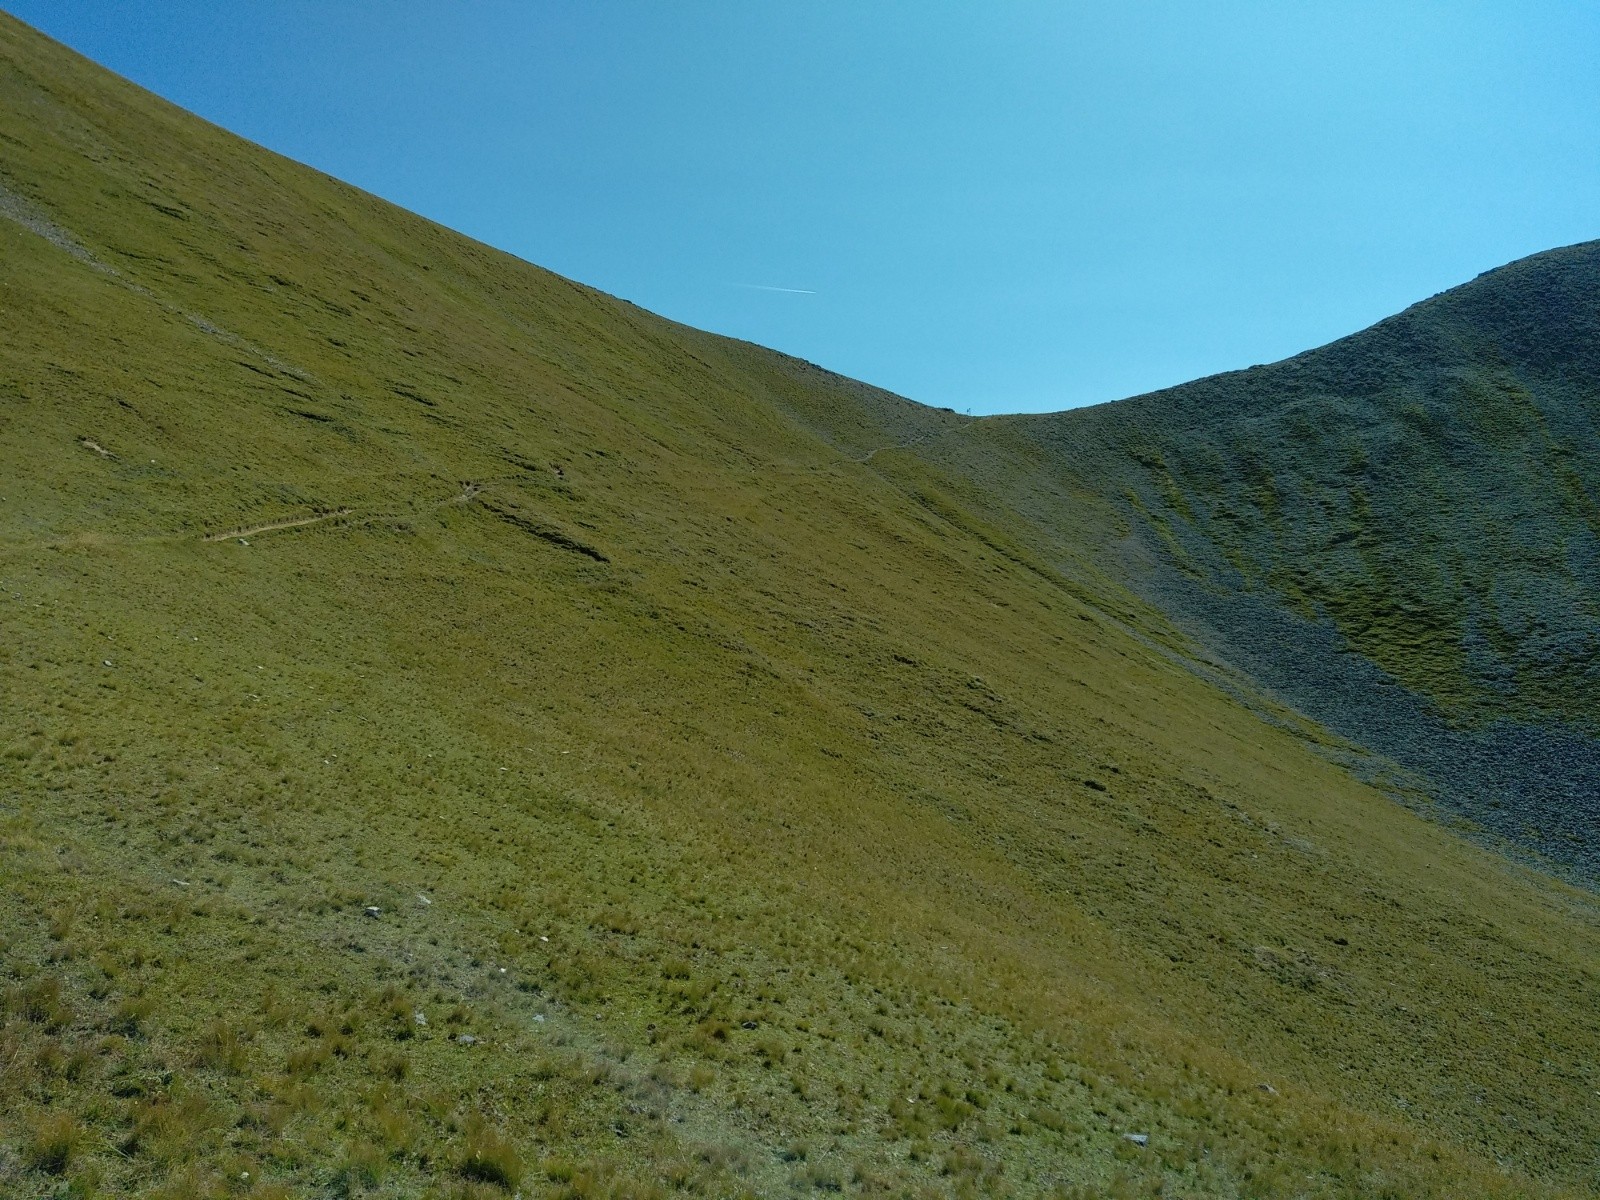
[900,238,1600,879]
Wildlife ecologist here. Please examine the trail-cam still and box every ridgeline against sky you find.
[6,0,1599,412]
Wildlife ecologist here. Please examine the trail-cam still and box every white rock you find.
[1123,1133,1149,1147]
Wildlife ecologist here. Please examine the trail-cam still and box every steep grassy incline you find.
[1067,242,1600,727]
[3,14,1599,1200]
[911,244,1600,880]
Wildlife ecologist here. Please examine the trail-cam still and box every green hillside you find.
[2,14,1598,1200]
[1038,241,1600,729]
[906,244,1600,880]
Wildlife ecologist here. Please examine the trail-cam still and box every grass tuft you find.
[457,1114,523,1189]
[25,1110,81,1175]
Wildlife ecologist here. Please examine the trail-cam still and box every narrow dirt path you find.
[199,485,479,543]
[201,509,352,542]
[4,485,484,555]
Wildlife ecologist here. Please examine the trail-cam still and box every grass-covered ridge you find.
[1129,243,1598,725]
[905,240,1600,880]
[2,13,1599,1199]
[1122,249,1596,717]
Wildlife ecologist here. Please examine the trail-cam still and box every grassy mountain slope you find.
[908,244,1600,880]
[1040,242,1600,726]
[3,14,1599,1200]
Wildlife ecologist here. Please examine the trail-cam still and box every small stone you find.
[1258,1082,1277,1095]
[238,539,249,546]
[456,1033,477,1045]
[103,659,113,667]
[741,1020,758,1030]
[1123,1133,1149,1147]
[414,1010,427,1026]
[171,879,189,887]
[533,1013,546,1023]
[364,906,381,919]
[417,893,432,906]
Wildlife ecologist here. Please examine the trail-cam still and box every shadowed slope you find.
[912,243,1600,880]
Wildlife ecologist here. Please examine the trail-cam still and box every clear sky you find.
[9,2,1598,413]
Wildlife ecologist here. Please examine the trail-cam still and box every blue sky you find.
[10,2,1599,413]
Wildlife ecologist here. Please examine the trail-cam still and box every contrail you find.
[729,283,816,294]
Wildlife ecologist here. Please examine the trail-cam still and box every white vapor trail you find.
[729,283,816,294]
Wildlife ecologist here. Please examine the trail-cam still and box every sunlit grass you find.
[1,11,1598,1198]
